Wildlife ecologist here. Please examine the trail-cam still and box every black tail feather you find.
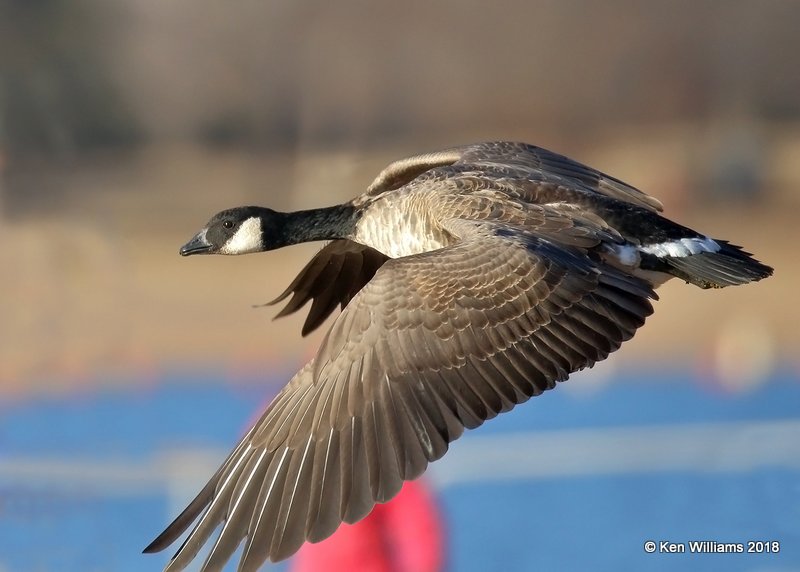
[661,240,773,289]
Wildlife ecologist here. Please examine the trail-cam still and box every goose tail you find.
[643,239,773,289]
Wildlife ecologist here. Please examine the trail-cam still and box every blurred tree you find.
[0,0,142,158]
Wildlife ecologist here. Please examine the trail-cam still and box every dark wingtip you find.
[142,478,218,557]
[142,539,162,554]
[143,531,171,554]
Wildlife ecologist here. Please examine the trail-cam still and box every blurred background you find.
[1,1,799,570]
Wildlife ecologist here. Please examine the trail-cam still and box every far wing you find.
[367,141,664,213]
[266,239,389,336]
[366,149,462,194]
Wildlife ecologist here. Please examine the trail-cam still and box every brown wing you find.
[366,141,663,213]
[146,222,656,572]
[265,239,390,336]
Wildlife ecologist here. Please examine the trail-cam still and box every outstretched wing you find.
[265,239,390,336]
[367,141,663,213]
[146,221,656,572]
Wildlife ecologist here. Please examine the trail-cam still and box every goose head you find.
[180,206,280,256]
[181,203,358,257]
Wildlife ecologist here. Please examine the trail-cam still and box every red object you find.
[290,479,445,572]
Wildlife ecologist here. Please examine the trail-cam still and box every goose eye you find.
[223,220,234,229]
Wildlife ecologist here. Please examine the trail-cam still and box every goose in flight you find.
[146,141,772,571]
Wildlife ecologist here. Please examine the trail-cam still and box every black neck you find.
[266,204,358,248]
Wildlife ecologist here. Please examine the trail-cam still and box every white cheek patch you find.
[219,217,264,254]
[640,236,720,258]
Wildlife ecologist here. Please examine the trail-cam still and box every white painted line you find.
[0,420,798,496]
[428,419,800,487]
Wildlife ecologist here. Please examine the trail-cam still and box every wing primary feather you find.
[201,449,269,572]
[453,360,504,418]
[363,399,403,502]
[163,447,254,572]
[341,416,374,524]
[143,477,217,554]
[270,436,316,561]
[144,426,258,555]
[484,348,538,401]
[362,401,383,500]
[305,428,342,542]
[258,383,314,451]
[468,355,518,412]
[534,328,583,372]
[431,367,486,430]
[237,447,291,570]
[545,320,603,364]
[378,374,410,479]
